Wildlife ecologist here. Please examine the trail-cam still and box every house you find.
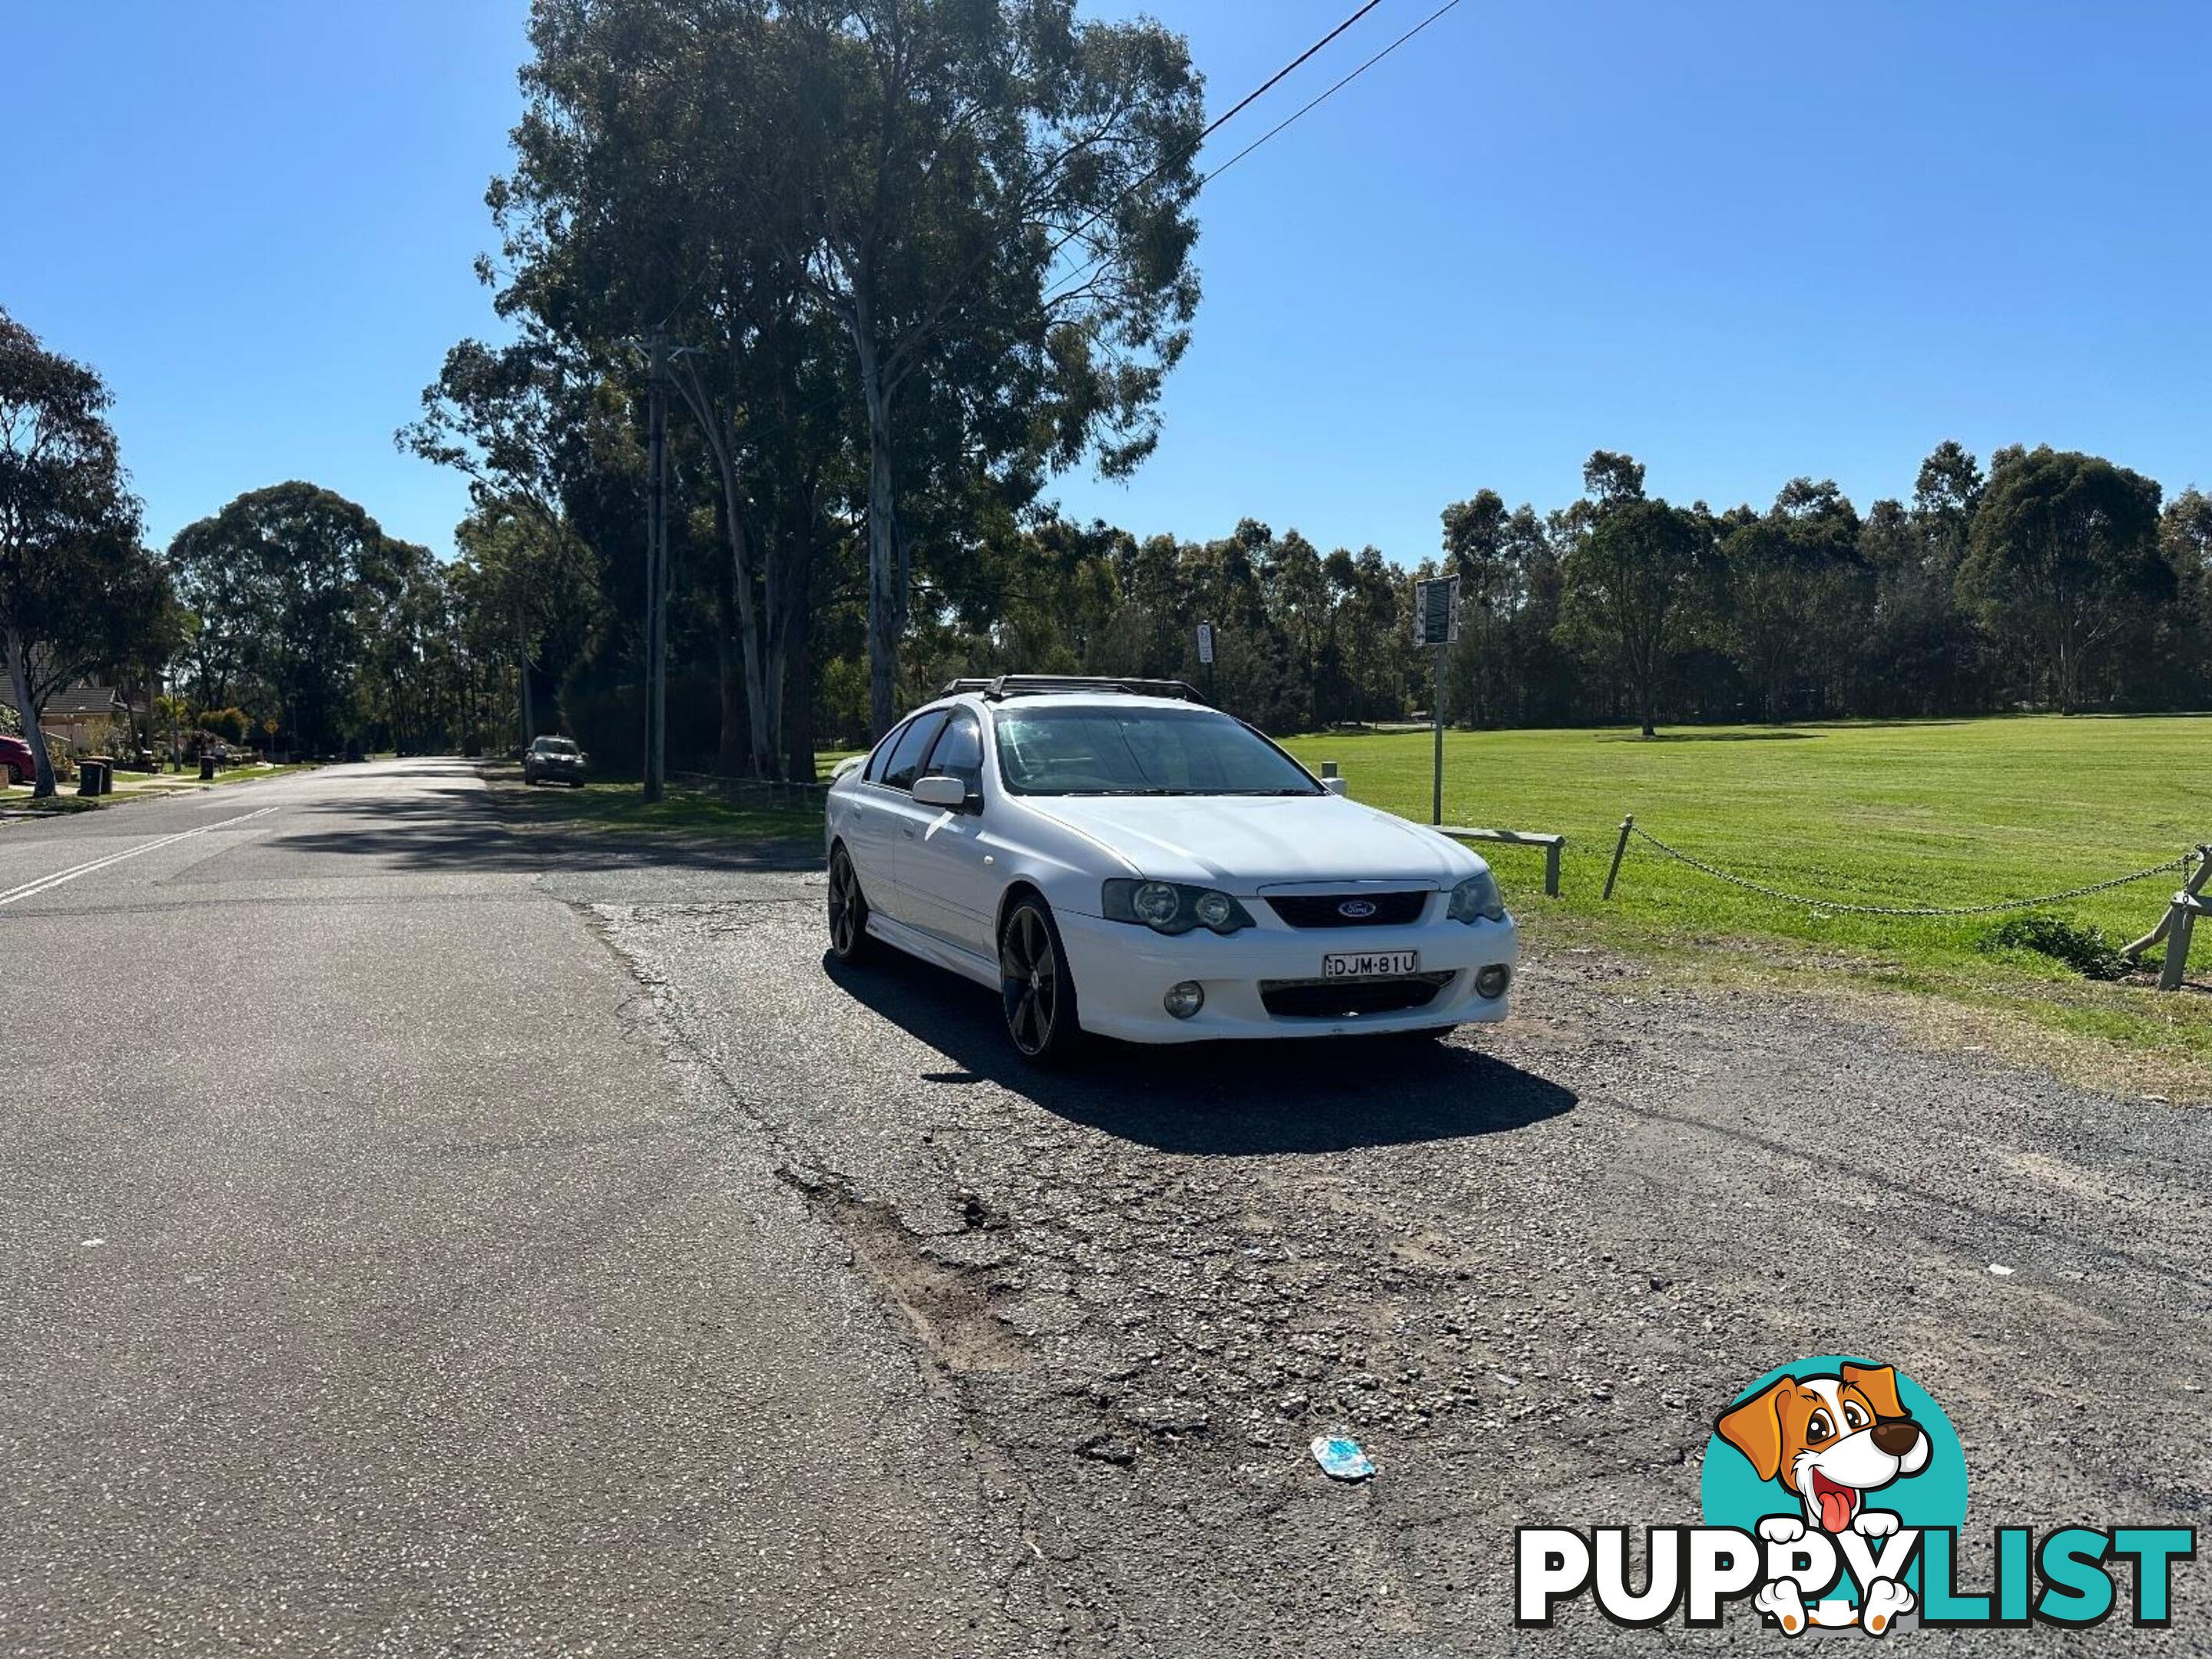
[0,679,130,754]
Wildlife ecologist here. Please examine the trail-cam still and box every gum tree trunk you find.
[6,627,57,796]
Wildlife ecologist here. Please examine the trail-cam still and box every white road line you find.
[0,805,282,909]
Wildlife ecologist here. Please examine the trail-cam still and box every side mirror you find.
[1323,777,1349,796]
[913,773,971,810]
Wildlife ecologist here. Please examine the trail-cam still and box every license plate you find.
[1321,950,1419,979]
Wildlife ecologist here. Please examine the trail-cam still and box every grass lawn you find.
[495,771,821,843]
[1280,714,2212,1085]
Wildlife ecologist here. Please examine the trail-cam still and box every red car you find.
[1,734,33,785]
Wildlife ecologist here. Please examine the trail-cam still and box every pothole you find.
[779,1167,1035,1377]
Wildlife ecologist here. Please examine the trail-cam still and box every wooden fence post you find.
[2123,846,2212,962]
[2160,895,2197,991]
[1544,839,1562,899]
[1602,814,1634,902]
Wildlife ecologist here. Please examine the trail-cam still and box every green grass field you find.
[1280,715,2212,1081]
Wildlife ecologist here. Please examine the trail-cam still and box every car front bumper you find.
[1054,909,1518,1044]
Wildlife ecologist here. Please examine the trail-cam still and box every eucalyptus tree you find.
[488,0,862,776]
[1559,489,1708,739]
[1960,446,2167,712]
[1913,439,1985,575]
[169,483,405,756]
[0,310,172,794]
[449,498,604,744]
[779,0,1206,736]
[1718,478,1865,720]
[1441,488,1517,726]
[400,335,610,571]
[355,541,455,753]
[2164,488,2212,588]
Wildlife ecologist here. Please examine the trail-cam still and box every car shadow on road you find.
[825,951,1577,1156]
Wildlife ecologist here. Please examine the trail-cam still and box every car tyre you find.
[4,763,20,785]
[826,845,879,965]
[999,895,1081,1065]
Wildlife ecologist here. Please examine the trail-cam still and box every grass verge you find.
[198,762,321,787]
[486,767,822,843]
[1280,714,2212,1095]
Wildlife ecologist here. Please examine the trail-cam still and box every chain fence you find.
[1621,823,2200,919]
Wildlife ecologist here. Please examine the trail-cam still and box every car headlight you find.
[1447,869,1505,924]
[1102,879,1254,935]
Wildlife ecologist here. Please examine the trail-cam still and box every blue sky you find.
[7,1,2207,565]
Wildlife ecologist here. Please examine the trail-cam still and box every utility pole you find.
[1412,575,1460,826]
[641,330,671,803]
[1432,642,1445,826]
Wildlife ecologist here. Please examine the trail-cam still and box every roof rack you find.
[940,674,1204,704]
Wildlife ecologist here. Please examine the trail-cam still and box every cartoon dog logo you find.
[1717,1361,1932,1634]
[1717,1360,1931,1535]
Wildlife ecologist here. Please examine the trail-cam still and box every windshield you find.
[993,705,1320,796]
[536,740,578,756]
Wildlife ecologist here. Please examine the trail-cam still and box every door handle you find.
[902,824,917,838]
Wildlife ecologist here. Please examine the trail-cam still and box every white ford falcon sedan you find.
[823,677,1518,1063]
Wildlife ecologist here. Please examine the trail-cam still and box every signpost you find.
[1197,621,1216,701]
[1412,576,1461,824]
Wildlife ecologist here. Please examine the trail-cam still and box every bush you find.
[1977,914,2134,981]
[197,707,250,744]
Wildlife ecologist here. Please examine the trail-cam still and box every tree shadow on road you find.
[269,781,814,874]
[825,951,1577,1156]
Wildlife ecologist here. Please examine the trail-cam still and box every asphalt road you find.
[5,760,2207,1655]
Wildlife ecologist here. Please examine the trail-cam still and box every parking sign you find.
[1414,576,1460,647]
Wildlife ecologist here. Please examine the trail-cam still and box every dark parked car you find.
[1,733,34,785]
[522,736,588,787]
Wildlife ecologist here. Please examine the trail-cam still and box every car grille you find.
[1259,970,1456,1019]
[1266,891,1429,929]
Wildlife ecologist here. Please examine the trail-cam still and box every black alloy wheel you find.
[999,897,1079,1064]
[827,845,877,964]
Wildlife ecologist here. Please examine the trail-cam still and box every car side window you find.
[863,721,909,784]
[923,710,984,794]
[880,711,950,793]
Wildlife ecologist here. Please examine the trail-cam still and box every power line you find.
[1036,0,1404,275]
[1198,0,1388,146]
[1043,0,1468,308]
[1200,0,1465,187]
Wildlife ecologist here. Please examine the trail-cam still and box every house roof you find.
[0,681,126,720]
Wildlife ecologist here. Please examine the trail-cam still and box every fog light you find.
[1164,981,1205,1019]
[1474,964,1511,1000]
